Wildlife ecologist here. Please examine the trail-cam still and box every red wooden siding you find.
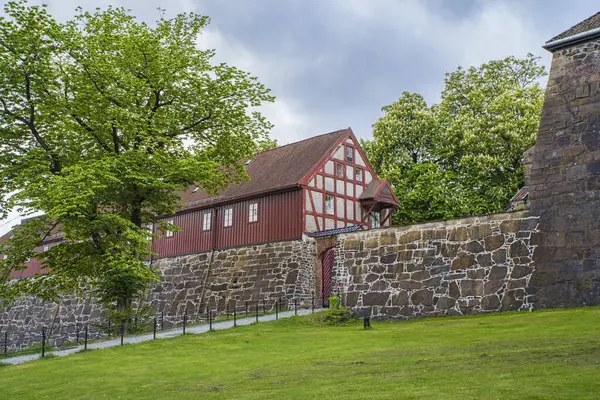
[152,189,303,258]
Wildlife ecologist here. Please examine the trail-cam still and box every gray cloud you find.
[1,0,598,234]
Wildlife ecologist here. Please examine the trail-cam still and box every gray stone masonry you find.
[332,211,540,319]
[529,37,600,307]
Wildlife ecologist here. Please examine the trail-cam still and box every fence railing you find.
[0,294,327,360]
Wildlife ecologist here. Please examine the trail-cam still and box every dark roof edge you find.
[543,27,600,52]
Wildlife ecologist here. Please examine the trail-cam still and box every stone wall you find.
[0,238,316,350]
[529,37,600,307]
[147,239,316,326]
[330,211,540,319]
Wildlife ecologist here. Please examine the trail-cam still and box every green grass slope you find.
[2,307,600,399]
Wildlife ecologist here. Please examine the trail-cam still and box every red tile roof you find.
[180,128,352,210]
[547,12,600,43]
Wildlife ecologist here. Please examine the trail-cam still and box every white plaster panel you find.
[346,199,354,220]
[365,170,372,184]
[305,215,317,232]
[325,177,335,192]
[346,182,354,198]
[355,184,364,197]
[345,138,354,144]
[305,192,312,212]
[316,174,323,189]
[332,145,344,160]
[308,177,315,187]
[325,161,334,175]
[325,218,335,230]
[356,152,366,166]
[355,202,362,221]
[312,191,323,213]
[336,197,345,219]
[336,179,345,195]
[336,220,345,228]
[346,165,354,180]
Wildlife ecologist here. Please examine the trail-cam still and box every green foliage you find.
[328,295,340,309]
[0,2,274,308]
[362,54,545,225]
[319,306,356,325]
[2,307,600,399]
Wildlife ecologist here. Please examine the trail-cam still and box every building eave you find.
[543,27,600,52]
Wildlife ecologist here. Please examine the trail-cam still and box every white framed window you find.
[346,146,354,162]
[166,219,175,237]
[202,212,211,231]
[370,211,381,229]
[355,168,363,182]
[335,163,344,177]
[325,195,334,215]
[249,202,258,223]
[224,207,233,227]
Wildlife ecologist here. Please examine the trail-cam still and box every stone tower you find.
[529,12,600,307]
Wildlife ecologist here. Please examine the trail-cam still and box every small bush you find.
[328,295,340,309]
[321,307,357,326]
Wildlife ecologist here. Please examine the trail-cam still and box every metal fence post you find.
[41,327,46,358]
[76,323,80,344]
[233,306,237,327]
[183,311,187,335]
[209,310,212,331]
[120,323,125,346]
[311,294,314,313]
[245,301,248,318]
[275,299,279,320]
[108,320,112,336]
[3,331,7,355]
[294,299,298,316]
[255,303,259,323]
[262,298,265,314]
[153,317,157,340]
[84,325,88,351]
[160,313,164,331]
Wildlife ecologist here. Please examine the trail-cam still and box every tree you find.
[0,1,274,314]
[363,54,545,225]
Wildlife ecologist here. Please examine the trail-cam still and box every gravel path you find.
[2,308,321,366]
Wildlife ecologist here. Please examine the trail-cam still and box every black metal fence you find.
[0,294,325,360]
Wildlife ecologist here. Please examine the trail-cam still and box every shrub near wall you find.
[334,211,540,319]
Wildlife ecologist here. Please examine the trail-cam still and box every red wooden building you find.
[151,128,398,258]
[2,128,398,275]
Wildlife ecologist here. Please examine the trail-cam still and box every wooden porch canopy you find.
[359,179,398,226]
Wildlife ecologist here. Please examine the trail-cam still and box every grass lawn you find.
[1,307,599,399]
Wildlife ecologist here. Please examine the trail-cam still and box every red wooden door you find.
[322,248,335,307]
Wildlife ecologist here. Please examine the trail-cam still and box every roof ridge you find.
[255,128,350,156]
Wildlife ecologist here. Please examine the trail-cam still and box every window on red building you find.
[224,207,233,227]
[346,146,354,162]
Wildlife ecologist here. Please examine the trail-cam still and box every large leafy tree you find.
[0,1,274,311]
[363,54,545,225]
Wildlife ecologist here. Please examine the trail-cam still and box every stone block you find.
[509,241,530,258]
[411,289,434,306]
[447,227,468,241]
[484,235,505,251]
[436,296,456,310]
[411,269,431,281]
[362,292,390,306]
[511,264,534,279]
[391,291,409,306]
[365,238,380,249]
[465,241,485,253]
[501,289,524,311]
[467,268,486,280]
[460,280,483,297]
[398,231,421,244]
[441,243,460,258]
[343,239,361,251]
[481,295,500,310]
[477,253,493,267]
[380,253,397,264]
[451,252,475,270]
[399,280,423,290]
[468,224,492,240]
[345,291,359,307]
[371,280,390,291]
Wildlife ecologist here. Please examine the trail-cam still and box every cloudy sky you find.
[0,0,598,234]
